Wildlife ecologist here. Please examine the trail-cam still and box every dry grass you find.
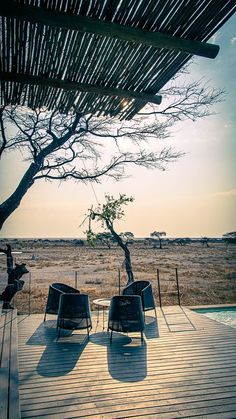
[0,240,236,314]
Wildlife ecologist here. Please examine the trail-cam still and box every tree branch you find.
[0,106,7,159]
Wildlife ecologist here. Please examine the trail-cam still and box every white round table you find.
[93,298,111,330]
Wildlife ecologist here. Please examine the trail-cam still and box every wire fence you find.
[0,269,126,314]
[1,264,236,315]
[0,268,181,314]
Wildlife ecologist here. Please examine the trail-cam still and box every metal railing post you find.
[157,268,162,307]
[28,272,31,315]
[75,271,78,289]
[118,269,121,295]
[175,267,181,305]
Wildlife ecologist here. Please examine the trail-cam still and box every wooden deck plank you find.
[0,368,9,419]
[19,388,236,411]
[19,384,236,404]
[17,307,236,418]
[8,310,20,419]
[0,311,11,419]
[0,309,20,419]
[19,379,236,398]
[19,398,236,418]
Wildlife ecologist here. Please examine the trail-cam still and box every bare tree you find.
[0,76,222,230]
[150,231,167,249]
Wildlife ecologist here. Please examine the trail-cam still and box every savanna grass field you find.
[0,238,236,314]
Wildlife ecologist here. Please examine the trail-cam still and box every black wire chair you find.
[57,293,92,339]
[108,295,145,343]
[122,280,156,318]
[44,282,80,321]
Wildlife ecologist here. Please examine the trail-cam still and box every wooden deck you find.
[0,308,20,419]
[17,306,236,418]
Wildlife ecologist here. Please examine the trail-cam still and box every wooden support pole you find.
[0,72,162,105]
[0,2,219,59]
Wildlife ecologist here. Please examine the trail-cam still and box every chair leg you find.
[44,312,47,322]
[110,330,113,343]
[86,318,90,339]
[141,331,144,343]
[154,306,157,320]
[57,326,60,340]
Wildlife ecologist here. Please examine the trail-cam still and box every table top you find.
[93,298,111,308]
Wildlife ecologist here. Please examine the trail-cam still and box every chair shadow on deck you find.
[144,314,160,339]
[108,338,147,382]
[26,320,88,377]
[90,332,147,382]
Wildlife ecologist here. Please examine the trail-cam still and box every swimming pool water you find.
[194,307,236,329]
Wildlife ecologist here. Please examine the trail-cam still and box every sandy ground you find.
[0,239,236,313]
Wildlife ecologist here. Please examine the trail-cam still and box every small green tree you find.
[85,194,134,284]
[150,231,166,249]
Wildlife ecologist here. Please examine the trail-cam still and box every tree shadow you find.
[26,320,88,377]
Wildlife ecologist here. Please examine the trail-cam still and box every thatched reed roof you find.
[0,0,235,119]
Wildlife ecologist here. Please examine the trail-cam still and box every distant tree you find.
[223,232,236,245]
[74,239,85,247]
[174,238,184,246]
[201,237,209,247]
[96,232,113,249]
[150,231,166,249]
[174,237,192,246]
[120,232,134,245]
[85,194,134,284]
[144,237,152,246]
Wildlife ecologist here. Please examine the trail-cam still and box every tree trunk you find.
[0,162,39,229]
[0,112,83,230]
[0,244,29,308]
[105,220,134,284]
[123,246,134,284]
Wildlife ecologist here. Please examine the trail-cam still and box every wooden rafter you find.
[0,2,219,59]
[0,72,162,105]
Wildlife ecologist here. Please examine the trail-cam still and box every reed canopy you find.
[0,0,235,119]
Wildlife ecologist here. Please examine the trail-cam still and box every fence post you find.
[175,268,181,305]
[75,271,78,289]
[28,272,31,315]
[157,268,162,307]
[118,269,121,295]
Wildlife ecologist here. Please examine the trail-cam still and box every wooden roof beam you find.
[0,2,219,59]
[0,72,162,105]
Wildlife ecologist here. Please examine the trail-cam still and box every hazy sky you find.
[0,15,235,239]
